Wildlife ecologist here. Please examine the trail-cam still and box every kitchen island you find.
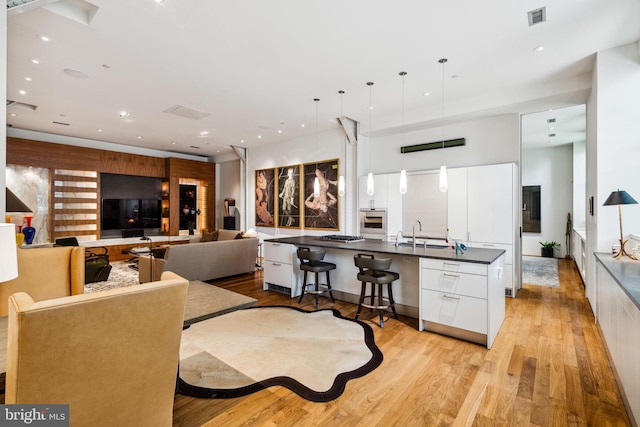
[264,235,506,348]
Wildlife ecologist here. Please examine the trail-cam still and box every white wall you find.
[573,141,586,230]
[594,43,640,252]
[521,145,573,257]
[585,41,640,307]
[362,113,521,177]
[1,6,7,216]
[216,160,241,229]
[248,126,349,237]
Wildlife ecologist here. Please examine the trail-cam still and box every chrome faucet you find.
[395,230,403,247]
[413,220,422,249]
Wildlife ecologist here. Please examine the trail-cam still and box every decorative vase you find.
[15,225,25,246]
[23,216,36,245]
[183,205,190,215]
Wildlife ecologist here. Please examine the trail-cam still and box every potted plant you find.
[539,241,560,258]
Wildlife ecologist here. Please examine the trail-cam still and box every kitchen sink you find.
[396,242,449,249]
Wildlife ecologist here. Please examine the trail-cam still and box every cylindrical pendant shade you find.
[439,165,448,192]
[0,223,19,282]
[367,172,375,196]
[399,169,407,195]
[338,175,345,197]
[313,177,320,198]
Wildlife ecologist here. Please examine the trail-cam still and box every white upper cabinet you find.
[467,163,515,245]
[446,167,468,241]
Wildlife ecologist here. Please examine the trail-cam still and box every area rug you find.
[177,306,383,402]
[522,256,560,287]
[84,261,140,293]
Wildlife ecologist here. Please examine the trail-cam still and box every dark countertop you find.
[265,236,505,265]
[595,253,640,310]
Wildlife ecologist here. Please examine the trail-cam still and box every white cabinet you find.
[596,259,640,423]
[446,167,467,241]
[467,163,515,245]
[466,163,518,297]
[263,242,301,297]
[419,256,505,349]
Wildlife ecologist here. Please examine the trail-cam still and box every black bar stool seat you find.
[297,247,336,309]
[354,253,400,328]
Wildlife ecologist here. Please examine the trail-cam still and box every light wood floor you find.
[173,260,632,426]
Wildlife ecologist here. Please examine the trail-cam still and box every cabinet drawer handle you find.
[442,294,460,300]
[482,244,495,247]
[443,262,459,267]
[272,243,282,246]
[443,273,460,278]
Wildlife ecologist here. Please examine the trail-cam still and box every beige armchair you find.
[4,272,189,427]
[0,246,85,317]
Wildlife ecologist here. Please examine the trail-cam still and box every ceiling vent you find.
[189,145,201,149]
[7,99,38,111]
[53,121,70,126]
[527,7,546,26]
[548,133,556,137]
[164,104,210,121]
[546,117,556,123]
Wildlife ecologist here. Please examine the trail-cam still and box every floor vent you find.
[401,138,465,154]
[266,283,291,295]
[528,7,546,26]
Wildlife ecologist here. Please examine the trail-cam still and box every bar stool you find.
[354,253,400,328]
[297,247,336,309]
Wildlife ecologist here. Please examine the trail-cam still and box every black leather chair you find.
[354,253,400,328]
[55,237,112,284]
[296,246,336,309]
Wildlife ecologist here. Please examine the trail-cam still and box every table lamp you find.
[603,189,638,260]
[0,223,19,282]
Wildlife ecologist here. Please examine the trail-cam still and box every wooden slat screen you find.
[51,169,100,242]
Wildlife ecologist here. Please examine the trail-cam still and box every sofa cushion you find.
[217,229,242,241]
[200,230,218,242]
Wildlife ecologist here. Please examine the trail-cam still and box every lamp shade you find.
[0,223,19,282]
[6,188,33,213]
[603,190,638,206]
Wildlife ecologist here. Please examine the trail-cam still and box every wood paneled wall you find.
[7,137,165,177]
[6,137,215,238]
[166,158,216,235]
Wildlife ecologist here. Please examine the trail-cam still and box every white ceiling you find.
[6,0,639,159]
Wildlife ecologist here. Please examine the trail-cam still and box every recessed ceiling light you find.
[277,130,282,134]
[18,90,26,95]
[38,35,50,42]
[24,77,32,81]
[301,124,305,128]
[423,92,430,96]
[216,150,220,153]
[258,135,262,139]
[9,113,17,117]
[96,128,103,132]
[240,139,245,143]
[137,135,143,139]
[119,111,130,119]
[171,141,176,145]
[199,131,209,136]
[30,58,40,64]
[533,46,544,52]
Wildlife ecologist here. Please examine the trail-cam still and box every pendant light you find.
[337,90,346,197]
[313,98,321,197]
[438,58,448,193]
[366,82,375,197]
[399,71,408,195]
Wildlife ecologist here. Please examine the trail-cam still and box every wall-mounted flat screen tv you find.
[101,199,161,231]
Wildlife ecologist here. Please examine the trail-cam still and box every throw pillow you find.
[200,230,218,242]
